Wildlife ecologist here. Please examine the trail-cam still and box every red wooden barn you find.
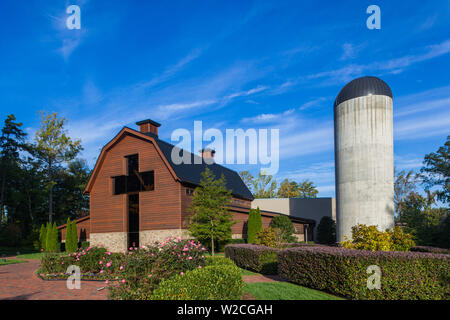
[58,119,314,252]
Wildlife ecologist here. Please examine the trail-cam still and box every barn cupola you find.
[136,119,161,136]
[200,148,215,162]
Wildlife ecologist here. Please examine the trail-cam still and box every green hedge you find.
[151,264,244,300]
[278,246,450,300]
[205,256,236,267]
[411,246,450,255]
[225,244,278,274]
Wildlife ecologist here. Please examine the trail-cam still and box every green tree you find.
[45,222,59,252]
[247,207,262,243]
[188,168,233,256]
[239,170,255,194]
[39,224,46,250]
[252,171,277,198]
[277,179,299,198]
[0,114,27,223]
[52,159,90,222]
[317,216,336,244]
[400,191,447,245]
[44,222,51,251]
[421,136,449,203]
[269,215,296,242]
[296,180,319,198]
[33,112,82,223]
[65,218,78,253]
[394,169,419,220]
[277,179,319,198]
[437,215,450,248]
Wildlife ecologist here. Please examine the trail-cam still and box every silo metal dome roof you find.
[334,76,393,107]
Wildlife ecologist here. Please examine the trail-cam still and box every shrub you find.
[411,246,450,255]
[387,226,415,251]
[342,224,415,251]
[205,256,236,267]
[39,224,46,250]
[108,238,207,300]
[254,227,281,248]
[269,215,296,243]
[45,222,59,252]
[317,216,336,244]
[247,207,262,243]
[39,246,112,274]
[65,218,78,253]
[39,253,73,274]
[151,264,244,300]
[278,246,450,300]
[80,241,89,250]
[225,244,278,274]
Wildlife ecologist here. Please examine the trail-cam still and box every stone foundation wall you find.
[90,232,127,252]
[140,229,191,246]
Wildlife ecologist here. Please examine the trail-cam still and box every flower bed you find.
[278,246,450,300]
[224,244,278,274]
[39,238,208,298]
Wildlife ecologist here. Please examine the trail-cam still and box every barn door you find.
[128,194,139,249]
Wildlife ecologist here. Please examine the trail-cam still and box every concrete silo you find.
[334,76,395,242]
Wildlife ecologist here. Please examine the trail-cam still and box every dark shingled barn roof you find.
[142,131,254,200]
[334,76,393,108]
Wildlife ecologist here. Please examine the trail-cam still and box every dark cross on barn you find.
[112,154,154,249]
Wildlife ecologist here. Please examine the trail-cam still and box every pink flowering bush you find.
[107,237,207,300]
[39,238,211,299]
[39,246,124,276]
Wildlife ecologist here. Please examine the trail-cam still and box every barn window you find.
[186,188,194,195]
[140,171,154,191]
[113,175,127,195]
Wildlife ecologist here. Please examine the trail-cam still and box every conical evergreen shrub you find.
[39,224,46,250]
[65,218,78,253]
[45,222,51,251]
[247,207,263,243]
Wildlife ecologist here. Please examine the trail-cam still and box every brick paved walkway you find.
[0,259,107,300]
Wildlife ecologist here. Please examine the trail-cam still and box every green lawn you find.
[0,259,27,266]
[244,282,344,300]
[15,252,46,260]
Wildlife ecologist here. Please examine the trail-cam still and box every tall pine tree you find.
[0,114,27,223]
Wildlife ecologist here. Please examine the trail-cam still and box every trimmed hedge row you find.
[411,246,450,255]
[224,244,278,274]
[278,246,450,300]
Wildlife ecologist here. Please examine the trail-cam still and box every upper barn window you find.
[113,154,154,195]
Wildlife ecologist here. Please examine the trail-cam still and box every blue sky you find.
[1,0,449,197]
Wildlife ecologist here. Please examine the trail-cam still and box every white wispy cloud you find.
[279,126,334,159]
[340,43,364,61]
[394,112,450,140]
[136,48,204,89]
[277,161,336,196]
[394,155,424,171]
[299,97,328,110]
[225,85,269,100]
[241,109,295,124]
[394,84,450,140]
[305,40,450,86]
